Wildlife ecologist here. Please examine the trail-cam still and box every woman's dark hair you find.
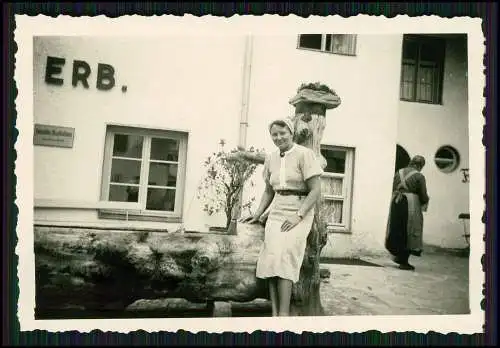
[409,155,426,169]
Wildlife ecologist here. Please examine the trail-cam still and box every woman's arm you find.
[280,175,322,232]
[254,182,275,218]
[417,174,430,205]
[298,175,322,217]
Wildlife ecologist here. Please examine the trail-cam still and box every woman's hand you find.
[239,215,261,224]
[281,214,302,232]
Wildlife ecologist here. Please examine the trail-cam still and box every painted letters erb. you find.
[45,56,117,91]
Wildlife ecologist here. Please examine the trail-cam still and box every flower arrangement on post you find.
[297,82,337,95]
[197,140,262,234]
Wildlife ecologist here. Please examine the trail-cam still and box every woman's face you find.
[270,124,293,151]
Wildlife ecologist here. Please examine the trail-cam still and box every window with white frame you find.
[298,34,357,56]
[400,34,445,104]
[319,145,355,232]
[99,125,188,222]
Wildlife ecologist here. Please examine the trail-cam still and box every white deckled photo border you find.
[14,14,485,334]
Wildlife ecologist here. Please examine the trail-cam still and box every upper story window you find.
[400,34,446,104]
[298,34,357,56]
[99,125,188,222]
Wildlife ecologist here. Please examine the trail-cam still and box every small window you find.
[99,125,188,222]
[298,34,357,56]
[434,145,460,173]
[319,146,355,233]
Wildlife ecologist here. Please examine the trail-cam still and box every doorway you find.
[395,144,411,172]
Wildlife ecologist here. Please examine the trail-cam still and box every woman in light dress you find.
[241,118,323,316]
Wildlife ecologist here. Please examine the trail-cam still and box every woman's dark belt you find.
[275,189,309,197]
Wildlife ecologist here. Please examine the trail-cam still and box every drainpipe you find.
[229,35,254,235]
[239,34,253,149]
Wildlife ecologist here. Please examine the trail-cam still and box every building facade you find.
[33,33,469,257]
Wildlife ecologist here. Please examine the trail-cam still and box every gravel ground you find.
[320,253,470,316]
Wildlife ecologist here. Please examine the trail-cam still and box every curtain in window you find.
[321,176,344,224]
[323,200,343,224]
[417,63,437,103]
[329,34,356,55]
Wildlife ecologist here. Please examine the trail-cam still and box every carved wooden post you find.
[287,84,340,316]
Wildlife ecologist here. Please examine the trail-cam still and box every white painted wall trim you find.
[104,122,192,136]
[34,199,142,211]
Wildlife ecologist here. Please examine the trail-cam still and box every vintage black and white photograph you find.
[15,15,484,334]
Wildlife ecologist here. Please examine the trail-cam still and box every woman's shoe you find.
[392,256,403,265]
[399,264,415,271]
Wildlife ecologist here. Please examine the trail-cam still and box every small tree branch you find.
[226,150,266,165]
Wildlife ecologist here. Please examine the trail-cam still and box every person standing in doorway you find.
[385,155,430,270]
[241,117,323,316]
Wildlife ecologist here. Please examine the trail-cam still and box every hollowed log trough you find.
[34,224,270,318]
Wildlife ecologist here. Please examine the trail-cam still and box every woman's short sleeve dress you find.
[256,144,323,283]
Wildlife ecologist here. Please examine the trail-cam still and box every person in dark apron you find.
[385,155,430,270]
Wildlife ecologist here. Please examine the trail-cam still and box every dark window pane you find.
[402,39,418,60]
[109,184,139,202]
[436,148,454,159]
[146,188,176,211]
[110,159,141,184]
[325,34,332,51]
[419,41,440,62]
[151,137,180,161]
[320,149,346,173]
[299,34,322,50]
[148,163,178,187]
[112,134,143,158]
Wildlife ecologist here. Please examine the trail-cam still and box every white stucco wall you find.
[397,36,469,249]
[33,36,246,231]
[35,34,465,254]
[243,35,404,257]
